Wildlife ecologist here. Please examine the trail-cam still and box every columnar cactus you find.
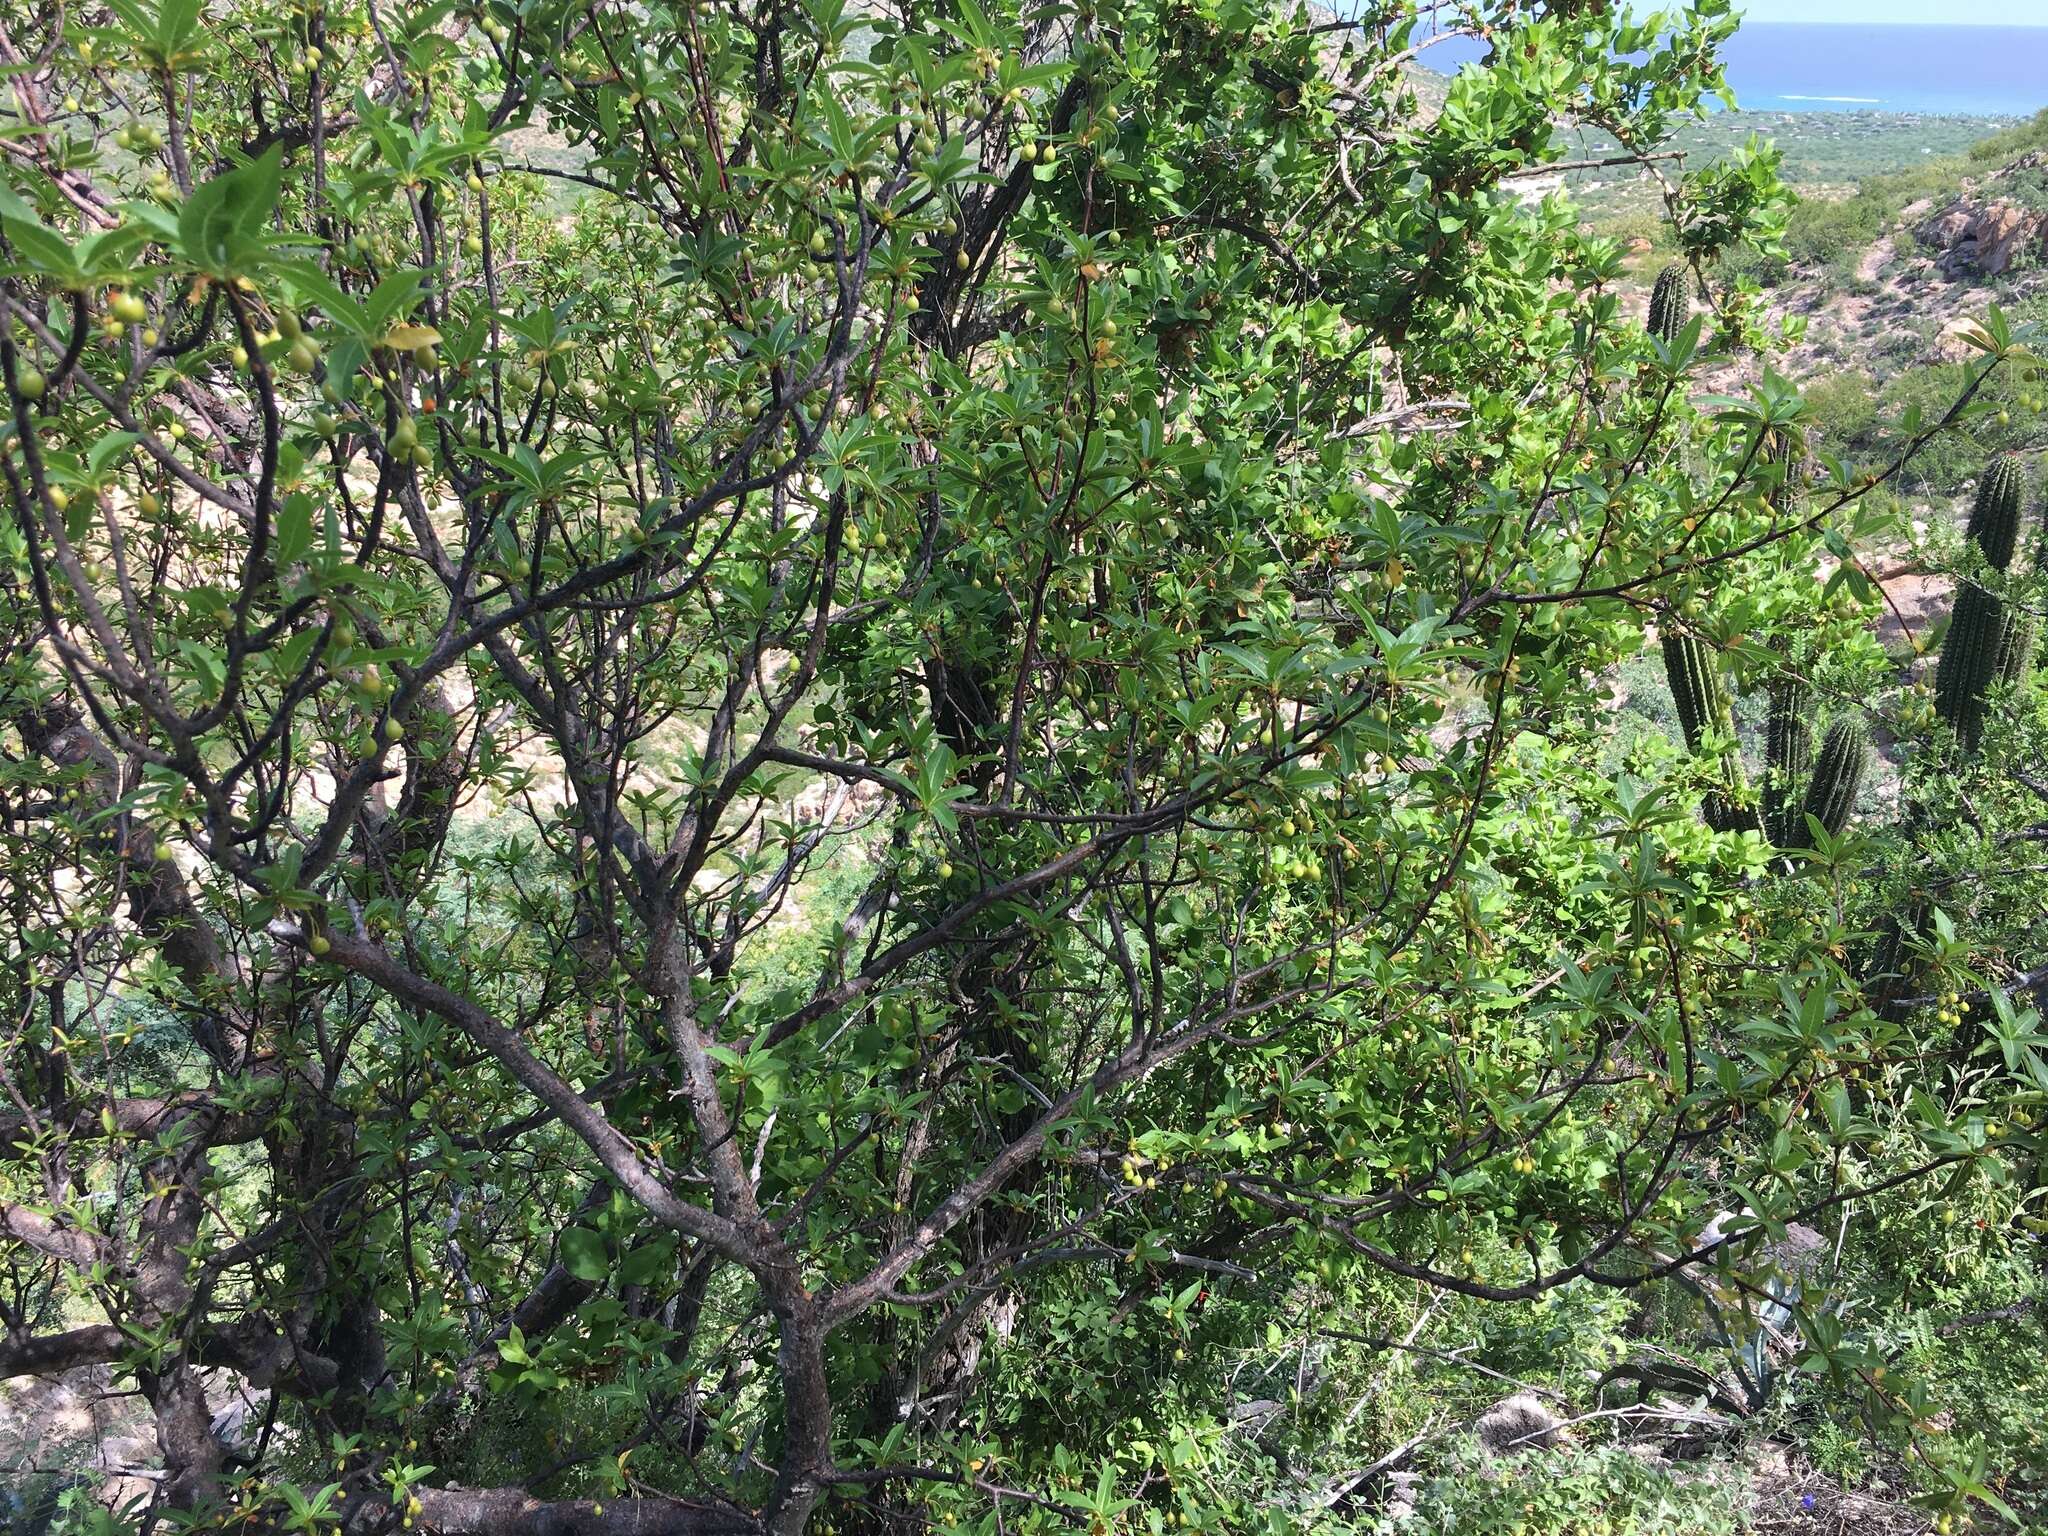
[1662,631,1760,834]
[1792,721,1870,847]
[1764,676,1814,847]
[1648,263,1691,345]
[1997,611,2038,686]
[1662,631,1720,753]
[1936,583,2006,750]
[1762,427,1806,516]
[1966,454,2028,573]
[1935,455,2032,749]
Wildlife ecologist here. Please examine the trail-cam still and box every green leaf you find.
[177,145,284,275]
[558,1226,610,1284]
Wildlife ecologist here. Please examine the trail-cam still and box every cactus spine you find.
[1764,676,1814,847]
[1648,263,1691,345]
[1936,455,2030,749]
[1661,631,1759,835]
[1791,721,1870,847]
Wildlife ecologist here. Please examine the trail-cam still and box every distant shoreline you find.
[1710,106,2023,120]
[1414,20,2048,119]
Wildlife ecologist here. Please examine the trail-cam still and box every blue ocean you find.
[1422,21,2048,117]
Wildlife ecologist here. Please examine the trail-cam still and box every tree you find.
[0,0,2036,1531]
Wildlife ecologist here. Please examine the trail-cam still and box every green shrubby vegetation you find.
[2,2,2047,1535]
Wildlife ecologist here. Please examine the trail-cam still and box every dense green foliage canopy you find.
[1,0,2044,1531]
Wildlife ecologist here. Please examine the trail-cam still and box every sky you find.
[1739,0,2046,21]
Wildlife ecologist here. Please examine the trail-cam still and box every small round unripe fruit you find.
[937,860,953,879]
[382,718,405,744]
[231,345,250,369]
[16,367,45,401]
[954,250,970,270]
[47,486,69,512]
[309,933,331,956]
[809,229,829,257]
[153,840,174,862]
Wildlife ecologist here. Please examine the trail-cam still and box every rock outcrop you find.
[1474,1392,1566,1455]
[1914,155,2048,277]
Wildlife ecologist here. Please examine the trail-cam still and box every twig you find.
[1500,149,1686,181]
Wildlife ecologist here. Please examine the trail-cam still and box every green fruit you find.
[309,933,331,956]
[16,367,45,401]
[382,718,405,744]
[809,229,829,257]
[390,416,419,453]
[152,840,174,862]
